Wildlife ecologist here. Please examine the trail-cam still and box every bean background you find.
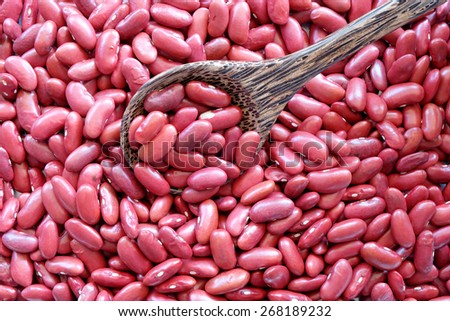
[1,0,450,301]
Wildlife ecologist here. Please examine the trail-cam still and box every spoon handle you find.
[274,0,445,93]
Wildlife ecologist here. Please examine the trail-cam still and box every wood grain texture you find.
[121,0,445,168]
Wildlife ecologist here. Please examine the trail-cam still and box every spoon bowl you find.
[121,0,445,168]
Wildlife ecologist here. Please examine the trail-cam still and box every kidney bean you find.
[287,94,330,121]
[381,83,425,109]
[320,259,352,301]
[141,258,182,287]
[370,283,395,301]
[64,218,103,251]
[275,236,303,276]
[193,200,217,245]
[261,265,288,289]
[114,8,149,40]
[391,209,416,248]
[1,0,450,302]
[412,230,435,274]
[223,287,264,301]
[43,256,85,277]
[90,268,135,288]
[343,44,379,78]
[327,219,367,243]
[306,74,345,105]
[361,242,402,270]
[389,170,427,191]
[65,14,96,51]
[421,103,443,141]
[362,213,388,242]
[152,28,191,60]
[237,247,282,271]
[405,285,439,300]
[324,240,363,265]
[150,3,192,29]
[157,225,192,259]
[267,289,312,301]
[2,229,38,254]
[289,275,325,295]
[153,275,196,294]
[249,197,294,223]
[116,236,152,275]
[204,268,250,295]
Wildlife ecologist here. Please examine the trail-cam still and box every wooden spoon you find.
[121,0,445,168]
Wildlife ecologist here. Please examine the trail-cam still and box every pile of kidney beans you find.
[1,0,450,301]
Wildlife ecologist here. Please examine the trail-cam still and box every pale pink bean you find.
[150,4,193,28]
[132,32,157,64]
[66,14,97,50]
[208,0,229,38]
[228,2,250,45]
[84,98,115,139]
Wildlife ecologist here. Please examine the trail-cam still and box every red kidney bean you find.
[288,94,330,120]
[320,259,352,301]
[238,247,282,271]
[91,268,135,288]
[297,217,332,249]
[117,236,152,275]
[209,229,236,270]
[152,28,191,60]
[249,197,294,223]
[195,199,218,244]
[64,218,103,251]
[387,54,416,84]
[75,184,100,225]
[2,229,38,254]
[0,0,449,302]
[159,226,193,259]
[44,256,85,277]
[5,56,37,91]
[391,209,416,248]
[16,187,45,229]
[324,241,363,265]
[65,142,101,173]
[143,258,183,286]
[389,170,427,191]
[421,103,443,141]
[177,257,219,279]
[237,222,265,251]
[154,275,196,294]
[207,0,228,38]
[345,77,367,112]
[363,212,390,241]
[150,3,193,29]
[414,230,434,274]
[345,44,379,78]
[370,283,395,301]
[138,124,177,163]
[405,285,439,300]
[65,14,96,51]
[262,265,289,289]
[381,83,425,109]
[306,168,352,194]
[116,9,149,40]
[343,262,373,300]
[360,242,402,270]
[203,268,249,295]
[267,289,311,301]
[288,275,326,294]
[327,219,367,243]
[306,74,345,105]
[278,236,304,276]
